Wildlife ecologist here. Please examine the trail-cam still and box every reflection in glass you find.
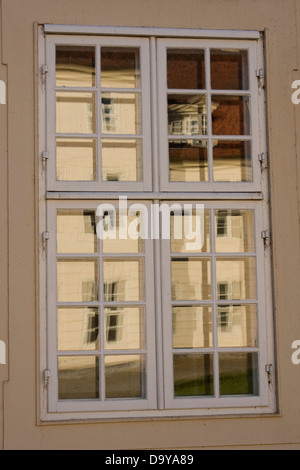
[56,92,96,134]
[171,258,211,300]
[101,47,140,89]
[171,209,210,253]
[167,49,205,90]
[168,95,207,136]
[214,210,255,252]
[58,307,99,350]
[216,257,256,300]
[56,138,97,181]
[58,356,99,399]
[173,306,212,348]
[57,259,98,302]
[105,355,145,398]
[57,210,97,253]
[56,46,95,88]
[213,140,252,182]
[173,354,213,396]
[219,352,259,395]
[102,139,142,181]
[101,93,141,134]
[169,140,209,182]
[211,96,250,135]
[217,304,257,347]
[103,259,144,301]
[210,49,248,90]
[102,209,144,254]
[104,307,145,350]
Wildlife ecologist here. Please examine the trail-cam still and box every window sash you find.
[47,200,157,412]
[157,38,262,192]
[161,200,269,409]
[46,36,152,192]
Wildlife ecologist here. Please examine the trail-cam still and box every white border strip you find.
[43,24,260,39]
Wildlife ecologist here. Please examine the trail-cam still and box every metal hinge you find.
[265,363,273,384]
[43,369,51,386]
[258,152,268,169]
[261,230,271,247]
[256,68,264,88]
[42,231,50,250]
[41,64,48,76]
[42,150,49,164]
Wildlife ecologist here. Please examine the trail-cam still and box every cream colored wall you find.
[1,0,300,450]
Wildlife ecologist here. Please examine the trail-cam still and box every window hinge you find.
[256,68,264,88]
[265,363,273,384]
[43,369,51,386]
[42,150,49,164]
[41,64,48,76]
[261,230,271,247]
[258,152,268,169]
[42,231,50,249]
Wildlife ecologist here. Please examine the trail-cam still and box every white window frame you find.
[45,35,152,192]
[46,200,157,413]
[157,38,261,192]
[38,25,275,421]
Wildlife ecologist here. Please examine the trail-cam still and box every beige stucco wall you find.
[1,0,300,449]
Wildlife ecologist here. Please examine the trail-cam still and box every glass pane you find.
[169,140,209,182]
[101,209,144,254]
[219,352,259,395]
[173,306,212,348]
[57,210,97,254]
[101,93,141,134]
[57,259,98,302]
[210,49,248,90]
[56,92,96,134]
[216,257,256,300]
[213,140,252,182]
[56,138,96,181]
[105,355,145,398]
[211,96,250,135]
[171,258,211,300]
[103,259,144,301]
[167,49,205,90]
[58,307,99,350]
[171,209,210,253]
[218,305,257,347]
[58,356,99,399]
[101,47,140,88]
[102,139,142,181]
[104,307,145,350]
[56,46,95,88]
[173,354,213,397]
[168,95,207,136]
[215,210,255,252]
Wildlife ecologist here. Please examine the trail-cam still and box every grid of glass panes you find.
[169,207,259,399]
[56,208,147,401]
[55,43,144,183]
[166,47,252,184]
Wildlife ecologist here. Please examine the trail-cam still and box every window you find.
[40,27,274,419]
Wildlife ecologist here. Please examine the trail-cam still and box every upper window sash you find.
[157,38,263,192]
[45,36,152,192]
